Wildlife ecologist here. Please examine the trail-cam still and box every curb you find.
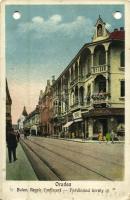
[47,137,125,144]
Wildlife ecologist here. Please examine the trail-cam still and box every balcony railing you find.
[91,93,110,105]
[91,64,109,74]
[70,77,78,86]
[70,101,86,110]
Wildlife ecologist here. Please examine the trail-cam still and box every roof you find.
[109,30,124,40]
[6,79,12,104]
[22,106,28,116]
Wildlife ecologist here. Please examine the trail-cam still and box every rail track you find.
[20,138,121,181]
[30,137,123,167]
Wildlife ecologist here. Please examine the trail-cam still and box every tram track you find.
[21,140,62,180]
[21,138,114,181]
[30,137,123,167]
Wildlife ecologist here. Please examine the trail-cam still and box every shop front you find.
[83,108,125,140]
[63,110,85,138]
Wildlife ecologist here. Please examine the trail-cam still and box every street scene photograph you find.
[6,4,124,181]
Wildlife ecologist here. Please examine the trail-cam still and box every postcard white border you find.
[1,0,130,199]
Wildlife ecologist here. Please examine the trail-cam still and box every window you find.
[99,80,106,93]
[120,51,125,67]
[99,52,105,65]
[97,24,103,37]
[120,81,125,97]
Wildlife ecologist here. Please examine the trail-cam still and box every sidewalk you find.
[6,141,38,180]
[50,136,124,144]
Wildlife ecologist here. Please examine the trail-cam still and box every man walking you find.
[6,128,18,163]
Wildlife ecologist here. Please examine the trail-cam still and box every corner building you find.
[52,17,125,139]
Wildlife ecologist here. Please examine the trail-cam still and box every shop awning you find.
[63,121,73,128]
[30,125,37,130]
[74,118,83,122]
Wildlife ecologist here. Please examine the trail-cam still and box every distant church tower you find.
[17,106,28,133]
[22,106,28,117]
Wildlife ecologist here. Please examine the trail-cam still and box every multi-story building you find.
[6,79,12,134]
[23,105,40,135]
[38,79,54,136]
[51,16,125,139]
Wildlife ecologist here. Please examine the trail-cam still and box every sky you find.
[6,4,124,124]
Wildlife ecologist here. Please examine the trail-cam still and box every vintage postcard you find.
[0,0,130,199]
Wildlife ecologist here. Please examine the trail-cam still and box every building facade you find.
[23,106,40,135]
[50,17,125,139]
[6,79,12,135]
[38,79,54,136]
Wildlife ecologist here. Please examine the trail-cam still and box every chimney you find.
[120,27,124,31]
[114,28,118,32]
[52,75,55,85]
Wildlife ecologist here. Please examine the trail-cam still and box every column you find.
[84,120,88,139]
[77,57,80,81]
[106,77,109,93]
[91,53,94,74]
[105,50,108,66]
[91,53,94,67]
[73,64,75,81]
[91,80,94,105]
[106,77,109,103]
[69,68,71,83]
[88,118,93,139]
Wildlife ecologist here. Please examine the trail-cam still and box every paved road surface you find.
[21,136,124,181]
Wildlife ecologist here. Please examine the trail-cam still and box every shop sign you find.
[73,110,82,119]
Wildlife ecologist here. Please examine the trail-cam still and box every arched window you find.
[120,51,125,67]
[99,52,105,65]
[97,24,103,37]
[79,87,84,105]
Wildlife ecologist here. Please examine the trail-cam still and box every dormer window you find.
[97,24,103,37]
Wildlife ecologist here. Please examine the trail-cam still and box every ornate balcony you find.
[91,93,110,107]
[70,101,86,111]
[91,64,109,74]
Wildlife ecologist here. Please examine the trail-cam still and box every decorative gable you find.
[92,16,110,42]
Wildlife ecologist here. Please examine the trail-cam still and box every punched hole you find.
[113,11,122,19]
[12,11,21,20]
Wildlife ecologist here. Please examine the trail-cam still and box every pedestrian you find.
[16,131,20,142]
[98,130,103,143]
[110,129,115,144]
[105,132,111,144]
[6,128,18,163]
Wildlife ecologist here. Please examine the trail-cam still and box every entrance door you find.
[100,119,108,136]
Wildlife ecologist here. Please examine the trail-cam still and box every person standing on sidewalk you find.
[110,129,115,144]
[98,130,103,143]
[16,131,20,142]
[6,128,18,163]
